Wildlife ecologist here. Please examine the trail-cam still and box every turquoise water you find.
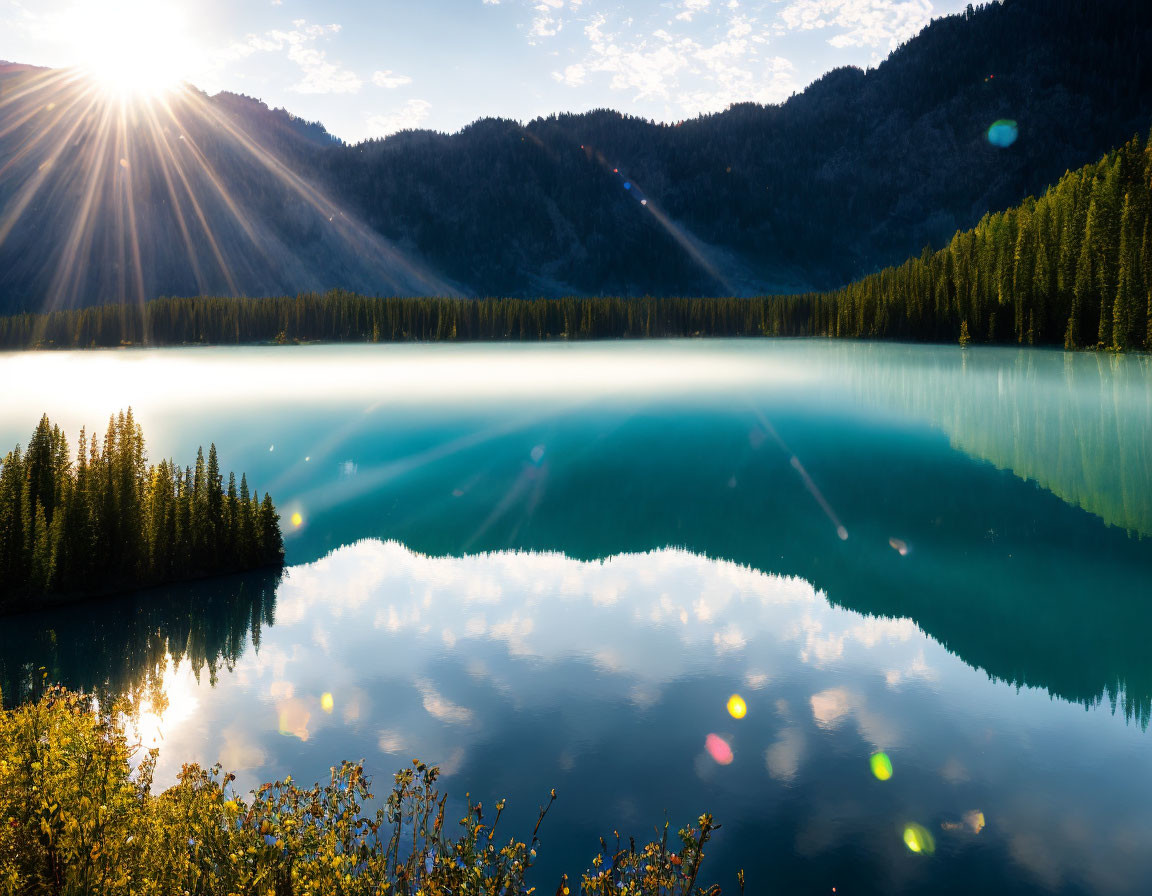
[2,341,1151,893]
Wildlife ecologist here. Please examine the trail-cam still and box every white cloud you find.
[765,727,805,781]
[676,0,712,23]
[551,62,587,85]
[777,0,934,49]
[222,20,363,94]
[528,0,585,42]
[574,11,796,112]
[377,729,406,753]
[365,98,433,137]
[416,678,475,725]
[372,69,412,89]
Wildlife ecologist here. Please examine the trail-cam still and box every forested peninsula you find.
[0,411,283,611]
[0,132,1149,351]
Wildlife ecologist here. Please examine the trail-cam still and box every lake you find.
[2,340,1151,894]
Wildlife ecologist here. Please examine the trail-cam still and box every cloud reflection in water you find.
[117,539,1152,894]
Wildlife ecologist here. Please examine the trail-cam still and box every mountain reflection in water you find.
[2,542,1151,894]
[2,341,1151,894]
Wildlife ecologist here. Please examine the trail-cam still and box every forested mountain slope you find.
[820,132,1152,349]
[1,0,1150,310]
[4,131,1149,351]
[323,0,1152,297]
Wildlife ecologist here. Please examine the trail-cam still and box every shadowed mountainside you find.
[0,73,458,312]
[1,0,1152,309]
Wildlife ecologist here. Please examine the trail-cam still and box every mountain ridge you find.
[1,0,1151,310]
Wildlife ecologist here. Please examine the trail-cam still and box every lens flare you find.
[889,537,910,556]
[726,694,747,719]
[705,733,734,765]
[987,119,1018,147]
[870,751,893,781]
[903,823,935,854]
[277,699,311,741]
[943,810,986,834]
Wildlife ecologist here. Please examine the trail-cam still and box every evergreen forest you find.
[0,411,283,609]
[1,130,1149,350]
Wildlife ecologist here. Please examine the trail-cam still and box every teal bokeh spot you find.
[988,119,1018,147]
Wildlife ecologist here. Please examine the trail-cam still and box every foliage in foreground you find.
[0,411,283,609]
[0,687,727,896]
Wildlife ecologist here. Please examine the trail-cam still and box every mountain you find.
[1,0,1151,311]
[0,76,458,313]
[6,128,1149,352]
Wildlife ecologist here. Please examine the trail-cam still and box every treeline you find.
[0,293,834,346]
[1,132,1149,350]
[0,411,283,608]
[821,131,1152,349]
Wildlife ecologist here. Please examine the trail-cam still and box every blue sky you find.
[2,0,975,143]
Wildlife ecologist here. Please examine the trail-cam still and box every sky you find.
[1,0,976,143]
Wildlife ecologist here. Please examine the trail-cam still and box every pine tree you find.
[238,473,254,566]
[29,503,54,593]
[206,444,223,558]
[258,494,283,565]
[226,471,238,568]
[1113,195,1137,350]
[1,415,284,605]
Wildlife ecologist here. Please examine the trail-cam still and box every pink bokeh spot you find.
[705,733,733,765]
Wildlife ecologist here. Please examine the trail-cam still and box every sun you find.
[69,0,196,98]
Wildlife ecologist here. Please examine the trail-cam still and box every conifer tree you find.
[0,413,283,606]
[1114,195,1137,350]
[206,444,223,558]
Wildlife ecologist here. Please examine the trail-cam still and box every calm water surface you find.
[2,341,1151,894]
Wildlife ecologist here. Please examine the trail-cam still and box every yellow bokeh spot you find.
[321,692,334,713]
[726,694,747,719]
[870,751,893,781]
[291,512,303,527]
[903,824,935,855]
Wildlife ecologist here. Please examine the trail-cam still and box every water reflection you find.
[824,344,1152,535]
[8,541,1149,893]
[1,341,1151,893]
[0,568,279,707]
[1,345,1149,727]
[1,342,1147,536]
